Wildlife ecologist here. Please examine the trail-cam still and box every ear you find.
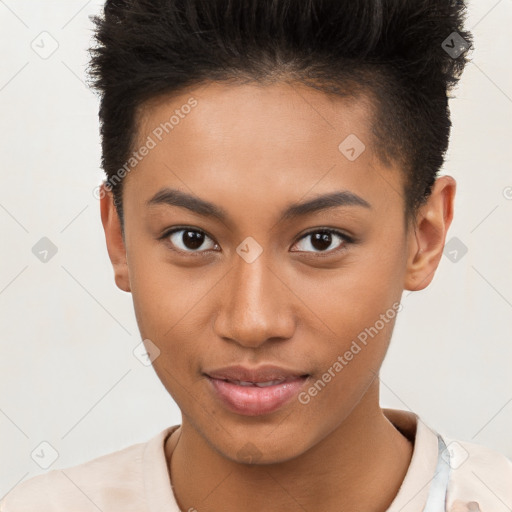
[99,183,131,293]
[403,175,456,291]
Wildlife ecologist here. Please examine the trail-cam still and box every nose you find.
[212,250,296,349]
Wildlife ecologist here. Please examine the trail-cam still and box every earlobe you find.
[403,176,456,292]
[99,183,131,293]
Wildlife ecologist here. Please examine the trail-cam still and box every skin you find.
[100,81,455,511]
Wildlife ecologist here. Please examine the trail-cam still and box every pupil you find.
[183,230,205,249]
[311,232,332,251]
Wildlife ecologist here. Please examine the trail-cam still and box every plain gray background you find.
[1,0,511,497]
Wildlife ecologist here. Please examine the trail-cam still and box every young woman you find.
[2,1,511,511]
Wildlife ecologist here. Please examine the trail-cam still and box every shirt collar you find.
[383,408,442,512]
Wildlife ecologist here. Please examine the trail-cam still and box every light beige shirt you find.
[2,408,511,511]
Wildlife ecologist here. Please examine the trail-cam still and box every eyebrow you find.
[146,187,372,224]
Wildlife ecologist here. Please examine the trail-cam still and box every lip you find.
[204,364,309,383]
[204,365,310,416]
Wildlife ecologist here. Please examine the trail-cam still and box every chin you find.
[210,422,310,466]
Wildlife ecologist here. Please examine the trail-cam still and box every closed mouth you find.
[210,375,309,387]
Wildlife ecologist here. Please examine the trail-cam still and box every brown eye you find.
[163,228,218,253]
[292,229,352,254]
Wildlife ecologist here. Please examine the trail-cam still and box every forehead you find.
[126,81,403,219]
[137,80,375,154]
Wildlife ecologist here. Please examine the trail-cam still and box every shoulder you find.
[442,434,512,511]
[0,429,171,512]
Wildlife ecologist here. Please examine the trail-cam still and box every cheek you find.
[292,246,403,341]
[296,299,400,421]
[290,236,404,391]
[128,248,198,335]
[127,253,212,383]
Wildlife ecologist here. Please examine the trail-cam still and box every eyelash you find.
[158,226,354,258]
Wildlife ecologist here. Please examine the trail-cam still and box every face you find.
[101,81,439,464]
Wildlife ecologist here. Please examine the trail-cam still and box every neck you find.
[166,381,413,512]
